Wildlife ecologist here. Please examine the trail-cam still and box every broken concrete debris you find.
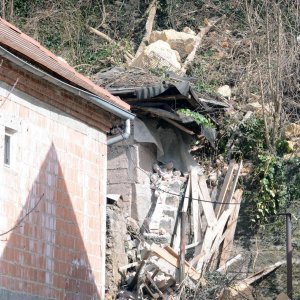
[105,159,272,299]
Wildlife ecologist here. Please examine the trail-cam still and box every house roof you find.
[0,18,130,111]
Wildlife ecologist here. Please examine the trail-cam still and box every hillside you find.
[2,0,300,299]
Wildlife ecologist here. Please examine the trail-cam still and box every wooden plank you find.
[145,271,165,299]
[196,209,231,273]
[161,117,195,135]
[198,175,217,227]
[219,189,243,267]
[172,176,190,252]
[217,254,243,273]
[191,170,200,243]
[240,261,284,286]
[137,107,181,121]
[182,176,191,213]
[215,160,236,219]
[179,211,187,283]
[217,161,243,219]
[151,244,200,281]
[128,251,151,290]
[119,262,139,272]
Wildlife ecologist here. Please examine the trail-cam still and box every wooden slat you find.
[191,170,200,243]
[179,211,187,283]
[137,107,181,121]
[215,160,236,219]
[198,175,217,227]
[161,117,195,135]
[239,261,284,286]
[196,209,231,273]
[150,244,200,281]
[217,161,243,219]
[172,176,190,251]
[219,189,243,267]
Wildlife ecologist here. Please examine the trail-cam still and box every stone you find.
[150,173,160,184]
[164,161,174,170]
[182,26,196,35]
[173,170,181,177]
[217,85,231,99]
[159,228,167,235]
[125,240,138,250]
[143,232,171,244]
[126,217,140,235]
[284,123,300,139]
[130,40,182,73]
[208,172,218,184]
[150,29,198,59]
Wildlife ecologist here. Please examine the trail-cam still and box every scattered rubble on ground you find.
[105,159,281,299]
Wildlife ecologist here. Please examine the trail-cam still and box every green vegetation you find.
[177,108,215,128]
[218,116,300,222]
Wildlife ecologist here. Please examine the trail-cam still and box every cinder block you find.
[131,183,153,226]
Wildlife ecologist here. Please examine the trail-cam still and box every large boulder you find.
[149,29,198,59]
[130,40,182,72]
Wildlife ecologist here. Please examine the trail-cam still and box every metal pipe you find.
[286,213,293,299]
[107,118,131,145]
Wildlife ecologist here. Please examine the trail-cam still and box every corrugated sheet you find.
[0,18,130,111]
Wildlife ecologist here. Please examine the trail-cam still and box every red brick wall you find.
[0,59,108,299]
[0,57,118,133]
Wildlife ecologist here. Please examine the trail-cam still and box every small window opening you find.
[4,127,16,167]
[4,134,11,165]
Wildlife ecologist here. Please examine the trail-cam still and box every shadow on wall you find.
[0,144,100,300]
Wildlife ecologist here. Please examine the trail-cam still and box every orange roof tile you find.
[0,18,130,111]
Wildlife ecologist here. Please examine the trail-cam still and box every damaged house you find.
[0,19,133,299]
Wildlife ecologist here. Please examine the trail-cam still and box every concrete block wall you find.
[0,59,109,299]
[107,137,156,225]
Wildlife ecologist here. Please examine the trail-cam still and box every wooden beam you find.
[191,170,200,243]
[151,244,200,281]
[134,0,157,58]
[196,209,231,273]
[239,261,284,286]
[219,189,243,268]
[198,175,217,227]
[217,161,243,219]
[137,107,181,121]
[215,160,236,219]
[172,176,190,251]
[179,211,187,283]
[161,117,195,135]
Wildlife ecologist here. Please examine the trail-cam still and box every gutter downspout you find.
[107,118,131,145]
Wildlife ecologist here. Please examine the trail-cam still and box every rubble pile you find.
[109,160,261,299]
[143,162,187,245]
